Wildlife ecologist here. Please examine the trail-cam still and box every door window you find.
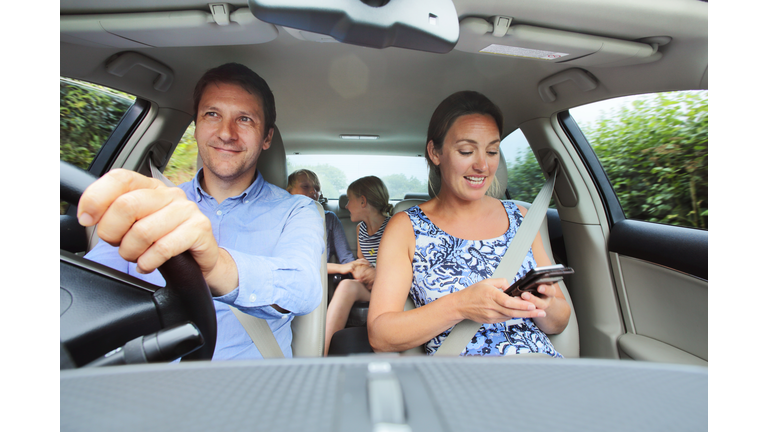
[60,78,136,170]
[165,122,199,185]
[569,91,708,229]
[60,78,137,214]
[500,129,547,204]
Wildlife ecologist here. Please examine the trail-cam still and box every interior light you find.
[340,134,379,140]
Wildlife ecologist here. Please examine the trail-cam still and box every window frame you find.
[88,98,151,177]
[558,110,626,228]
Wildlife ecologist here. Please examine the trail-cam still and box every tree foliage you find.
[164,124,199,185]
[507,91,708,229]
[59,80,134,170]
[507,150,549,205]
[287,161,349,199]
[380,173,427,200]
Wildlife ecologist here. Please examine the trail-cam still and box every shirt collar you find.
[190,168,266,203]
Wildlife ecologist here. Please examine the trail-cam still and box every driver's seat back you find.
[254,127,328,358]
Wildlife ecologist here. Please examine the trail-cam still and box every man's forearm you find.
[203,248,239,297]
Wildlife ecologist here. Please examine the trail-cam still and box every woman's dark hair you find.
[192,63,276,133]
[425,91,503,174]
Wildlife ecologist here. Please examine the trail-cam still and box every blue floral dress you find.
[406,202,562,357]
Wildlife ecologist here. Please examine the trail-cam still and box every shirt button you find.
[249,294,257,302]
[216,210,222,216]
[281,315,288,319]
[244,200,249,204]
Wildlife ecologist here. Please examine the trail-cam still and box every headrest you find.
[194,126,287,188]
[336,194,350,218]
[256,126,287,188]
[338,194,349,209]
[428,149,508,199]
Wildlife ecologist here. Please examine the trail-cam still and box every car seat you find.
[335,193,360,257]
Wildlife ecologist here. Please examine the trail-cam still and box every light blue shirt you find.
[84,169,324,360]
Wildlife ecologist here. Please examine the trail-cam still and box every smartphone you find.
[504,264,574,297]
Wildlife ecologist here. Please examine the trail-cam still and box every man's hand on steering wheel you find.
[77,169,237,296]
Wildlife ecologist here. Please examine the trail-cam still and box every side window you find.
[59,78,135,171]
[165,122,199,185]
[500,129,557,208]
[500,129,546,204]
[570,91,708,229]
[60,78,136,214]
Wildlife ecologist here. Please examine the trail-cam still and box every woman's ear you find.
[360,195,367,207]
[427,140,440,167]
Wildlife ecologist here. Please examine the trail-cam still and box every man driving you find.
[79,63,324,360]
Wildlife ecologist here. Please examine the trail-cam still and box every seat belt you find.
[148,156,288,359]
[228,306,285,358]
[434,165,559,356]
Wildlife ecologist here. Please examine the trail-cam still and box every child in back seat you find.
[324,176,393,356]
[287,169,355,266]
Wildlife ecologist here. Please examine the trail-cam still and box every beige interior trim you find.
[60,8,278,48]
[618,333,707,366]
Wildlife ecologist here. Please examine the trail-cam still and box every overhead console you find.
[455,16,670,67]
[60,5,278,48]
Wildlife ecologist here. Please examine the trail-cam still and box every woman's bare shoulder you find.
[385,211,414,233]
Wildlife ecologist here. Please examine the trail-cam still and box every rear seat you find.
[335,194,359,259]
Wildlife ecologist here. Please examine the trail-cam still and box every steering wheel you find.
[60,161,217,367]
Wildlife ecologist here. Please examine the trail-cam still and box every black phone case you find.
[504,265,574,297]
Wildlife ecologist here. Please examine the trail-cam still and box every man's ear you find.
[262,127,274,151]
[427,140,440,167]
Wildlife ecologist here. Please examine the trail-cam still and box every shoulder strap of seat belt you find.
[228,306,285,358]
[148,155,176,187]
[434,165,559,356]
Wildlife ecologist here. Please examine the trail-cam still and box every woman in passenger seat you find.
[367,91,571,356]
[324,176,394,356]
[287,169,355,266]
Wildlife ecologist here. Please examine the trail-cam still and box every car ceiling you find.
[59,0,708,157]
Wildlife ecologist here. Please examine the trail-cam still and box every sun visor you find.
[60,7,278,48]
[455,17,664,67]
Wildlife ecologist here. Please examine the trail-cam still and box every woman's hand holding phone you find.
[452,279,546,324]
[520,282,559,312]
[504,265,574,314]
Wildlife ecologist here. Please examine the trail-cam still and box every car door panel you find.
[608,222,708,365]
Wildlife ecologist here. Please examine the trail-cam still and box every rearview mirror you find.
[247,0,459,53]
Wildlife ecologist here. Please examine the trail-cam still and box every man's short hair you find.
[192,63,276,133]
